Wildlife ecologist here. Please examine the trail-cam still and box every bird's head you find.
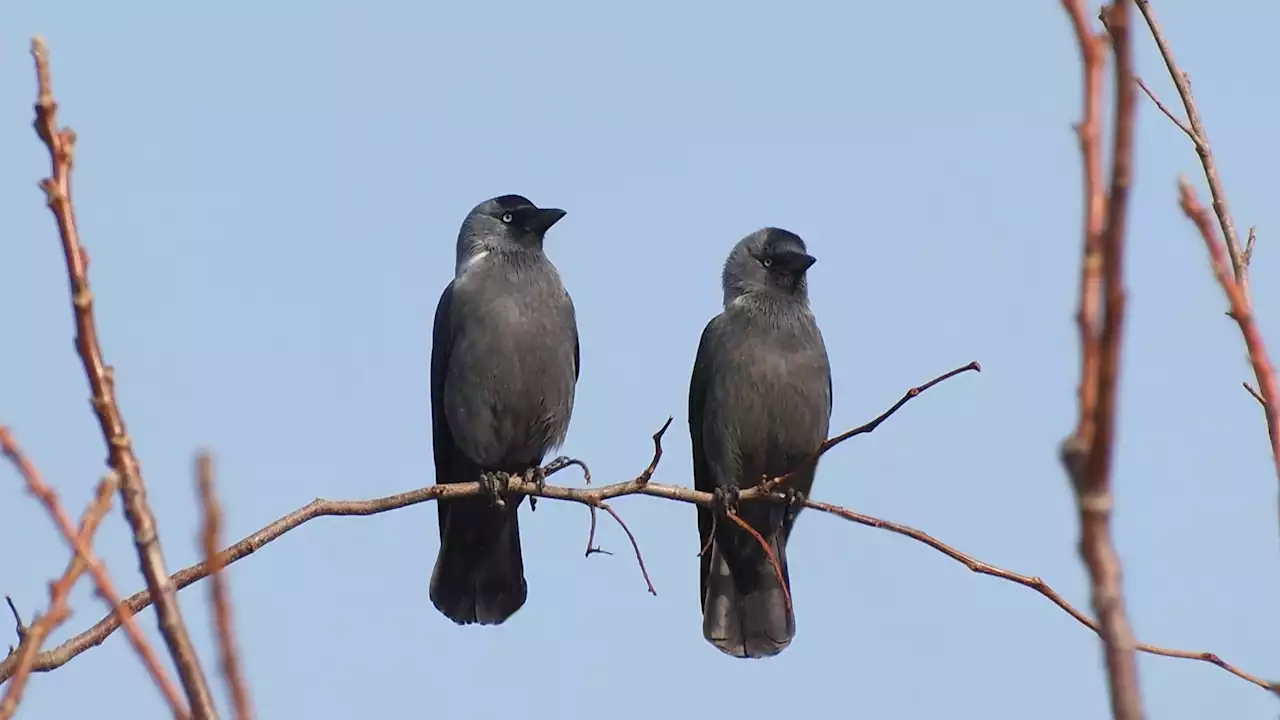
[456,194,567,272]
[721,227,817,307]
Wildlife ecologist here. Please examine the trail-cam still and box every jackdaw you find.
[428,194,580,626]
[688,227,833,658]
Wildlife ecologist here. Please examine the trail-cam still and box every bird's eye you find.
[501,213,514,223]
[762,257,774,268]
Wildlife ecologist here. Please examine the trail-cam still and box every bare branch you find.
[725,510,790,611]
[1135,2,1280,544]
[1062,0,1108,447]
[1179,182,1280,484]
[28,36,216,718]
[1244,381,1266,407]
[1060,2,1145,718]
[0,428,184,718]
[803,497,1275,690]
[198,453,253,720]
[0,467,115,720]
[1135,77,1198,146]
[2,358,1272,692]
[1134,0,1247,290]
[759,361,981,494]
[595,502,656,595]
[4,363,978,681]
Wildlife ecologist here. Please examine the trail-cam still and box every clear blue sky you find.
[3,1,1278,718]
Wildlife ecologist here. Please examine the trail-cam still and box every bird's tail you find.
[430,496,527,625]
[702,528,795,658]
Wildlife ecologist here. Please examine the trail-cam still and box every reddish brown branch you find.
[1,361,1267,692]
[725,511,791,612]
[29,36,217,718]
[595,502,656,595]
[635,417,673,486]
[1060,3,1144,719]
[1136,1,1280,538]
[1063,0,1108,444]
[1135,77,1196,144]
[197,453,254,720]
[2,363,976,683]
[1244,382,1266,408]
[1134,0,1248,293]
[760,361,981,494]
[0,466,116,720]
[803,497,1274,690]
[0,428,186,719]
[1179,183,1280,481]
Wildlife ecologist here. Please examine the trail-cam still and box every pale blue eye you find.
[501,213,514,223]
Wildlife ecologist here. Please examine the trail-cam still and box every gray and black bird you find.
[429,194,580,626]
[688,227,833,658]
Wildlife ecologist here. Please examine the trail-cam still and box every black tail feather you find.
[701,530,794,658]
[430,496,527,625]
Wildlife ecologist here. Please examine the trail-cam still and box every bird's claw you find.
[781,487,807,524]
[479,471,510,509]
[523,466,548,512]
[712,486,741,518]
[525,465,549,494]
[542,456,573,475]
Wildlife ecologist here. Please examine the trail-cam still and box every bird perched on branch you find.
[688,227,833,658]
[428,194,580,626]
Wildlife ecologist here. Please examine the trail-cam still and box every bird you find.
[687,227,833,658]
[428,194,580,626]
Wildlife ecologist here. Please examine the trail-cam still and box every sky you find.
[2,1,1279,718]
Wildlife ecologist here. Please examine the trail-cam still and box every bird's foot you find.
[781,487,807,524]
[524,465,549,494]
[479,471,510,509]
[523,466,548,512]
[541,456,574,476]
[712,485,741,519]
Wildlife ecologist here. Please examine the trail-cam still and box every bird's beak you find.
[528,208,567,235]
[798,253,818,272]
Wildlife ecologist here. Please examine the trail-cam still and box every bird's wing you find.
[569,294,580,382]
[689,315,722,602]
[430,280,459,486]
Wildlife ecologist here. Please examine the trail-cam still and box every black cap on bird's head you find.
[473,194,567,239]
[456,194,568,271]
[747,227,817,275]
[722,227,817,306]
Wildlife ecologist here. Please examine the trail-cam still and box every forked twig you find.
[0,428,187,718]
[28,36,215,717]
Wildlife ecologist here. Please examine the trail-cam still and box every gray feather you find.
[690,227,832,658]
[429,194,579,626]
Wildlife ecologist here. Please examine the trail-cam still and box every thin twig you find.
[1134,0,1247,293]
[725,511,790,612]
[1,359,1270,691]
[1179,182,1280,482]
[0,428,186,718]
[1135,77,1198,146]
[198,453,253,720]
[0,468,116,720]
[582,506,611,557]
[1060,3,1145,719]
[595,502,656,595]
[28,36,216,718]
[759,361,981,494]
[803,497,1274,689]
[1136,0,1280,543]
[3,363,977,682]
[1244,382,1266,407]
